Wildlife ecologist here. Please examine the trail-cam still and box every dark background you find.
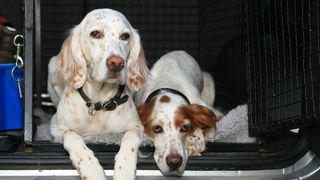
[36,0,248,112]
[2,0,318,136]
[0,0,23,32]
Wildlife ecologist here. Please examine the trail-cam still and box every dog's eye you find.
[90,31,103,39]
[120,32,130,41]
[152,125,163,133]
[180,124,191,133]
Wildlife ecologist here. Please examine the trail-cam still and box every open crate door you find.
[246,0,320,136]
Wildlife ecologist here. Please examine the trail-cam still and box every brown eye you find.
[180,124,191,133]
[152,125,163,133]
[120,32,130,41]
[90,30,103,39]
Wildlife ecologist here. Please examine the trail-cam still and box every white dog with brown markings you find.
[47,9,148,180]
[135,51,223,176]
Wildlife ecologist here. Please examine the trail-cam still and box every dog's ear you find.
[176,104,217,156]
[57,25,87,89]
[137,99,156,138]
[127,29,149,91]
[189,104,218,139]
[176,104,217,139]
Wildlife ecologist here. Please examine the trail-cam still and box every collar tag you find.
[86,101,96,115]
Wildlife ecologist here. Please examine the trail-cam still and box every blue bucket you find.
[0,63,23,131]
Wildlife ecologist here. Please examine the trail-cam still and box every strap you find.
[144,88,190,105]
[78,85,129,114]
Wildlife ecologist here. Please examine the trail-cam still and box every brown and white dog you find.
[135,51,222,176]
[47,9,148,180]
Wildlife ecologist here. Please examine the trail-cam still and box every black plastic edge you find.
[0,132,310,171]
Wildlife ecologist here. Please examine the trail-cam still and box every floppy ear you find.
[185,104,218,156]
[137,98,156,138]
[127,29,149,90]
[57,25,86,89]
[189,104,218,138]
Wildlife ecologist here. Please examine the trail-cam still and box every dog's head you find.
[138,93,218,176]
[57,9,148,90]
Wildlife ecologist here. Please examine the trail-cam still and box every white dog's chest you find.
[95,108,135,133]
[59,95,137,136]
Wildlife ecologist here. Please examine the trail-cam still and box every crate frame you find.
[9,0,316,173]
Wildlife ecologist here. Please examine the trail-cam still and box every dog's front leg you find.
[64,131,107,180]
[113,127,142,180]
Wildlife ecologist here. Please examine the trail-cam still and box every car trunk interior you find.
[0,0,319,172]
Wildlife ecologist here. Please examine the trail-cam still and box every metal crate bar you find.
[247,0,320,136]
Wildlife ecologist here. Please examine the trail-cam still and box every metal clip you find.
[14,35,24,67]
[86,101,96,115]
[14,35,24,47]
[11,34,24,98]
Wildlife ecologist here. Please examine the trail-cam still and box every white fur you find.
[47,9,148,180]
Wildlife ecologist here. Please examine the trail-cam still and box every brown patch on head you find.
[175,104,217,138]
[189,104,217,132]
[137,98,156,138]
[159,95,171,103]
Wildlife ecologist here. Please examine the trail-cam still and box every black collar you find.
[78,85,129,115]
[144,88,190,104]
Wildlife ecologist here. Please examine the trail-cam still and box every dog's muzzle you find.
[106,55,124,72]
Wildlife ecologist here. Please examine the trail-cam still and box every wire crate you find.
[247,0,320,136]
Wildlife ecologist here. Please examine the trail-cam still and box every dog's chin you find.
[159,168,184,177]
[105,72,125,84]
[105,78,121,83]
[157,162,185,177]
[103,73,125,84]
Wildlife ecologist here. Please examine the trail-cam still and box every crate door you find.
[247,0,320,136]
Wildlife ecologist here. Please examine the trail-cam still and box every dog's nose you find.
[166,153,183,170]
[106,55,124,72]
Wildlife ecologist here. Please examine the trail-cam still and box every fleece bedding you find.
[34,104,255,144]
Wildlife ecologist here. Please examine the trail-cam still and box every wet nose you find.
[106,55,124,72]
[166,153,183,170]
